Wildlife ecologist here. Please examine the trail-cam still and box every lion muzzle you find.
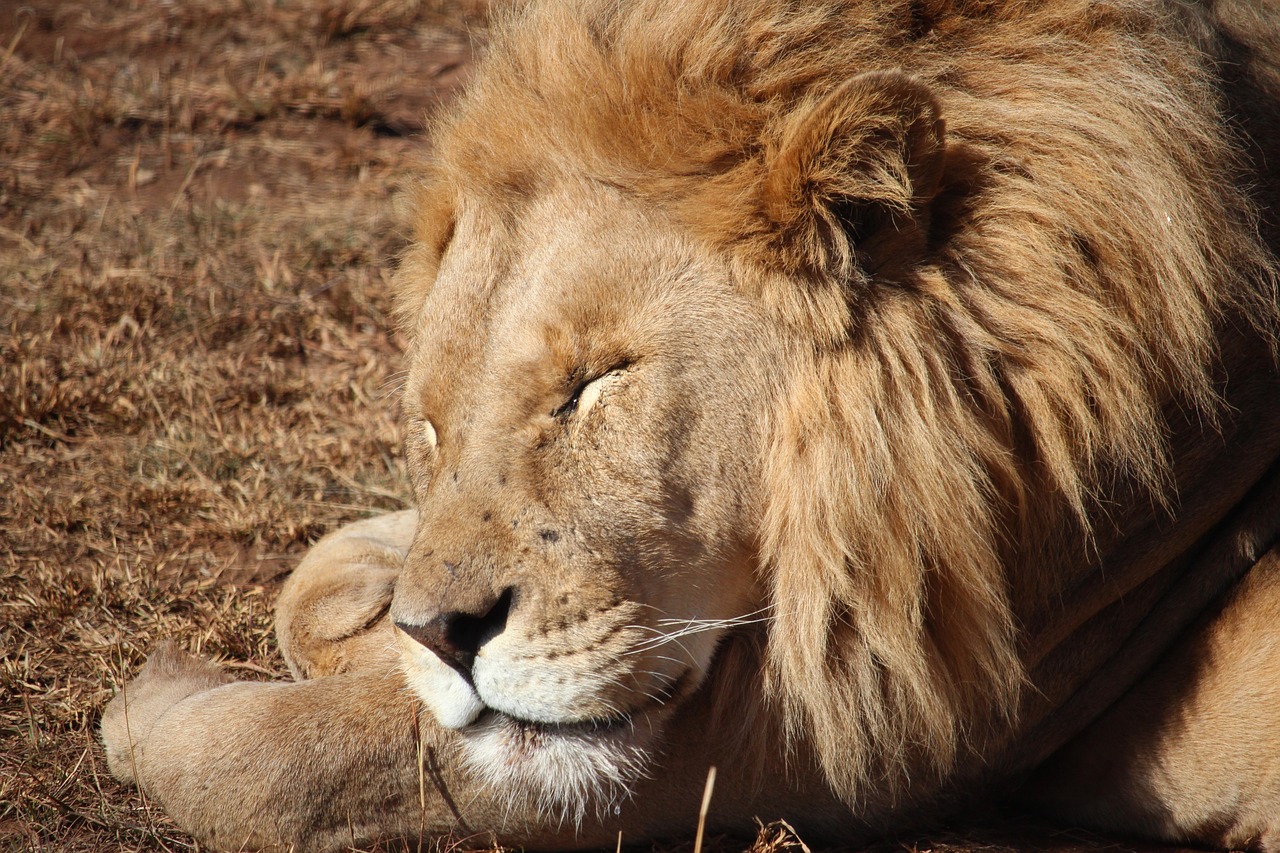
[393,582,515,728]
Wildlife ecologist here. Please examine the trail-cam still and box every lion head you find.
[387,0,1277,826]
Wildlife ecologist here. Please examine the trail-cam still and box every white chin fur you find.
[396,629,483,729]
[459,713,654,828]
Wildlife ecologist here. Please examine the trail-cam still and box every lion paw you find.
[276,511,414,679]
[100,641,232,784]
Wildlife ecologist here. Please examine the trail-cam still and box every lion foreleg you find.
[1027,547,1280,851]
[276,509,417,679]
[101,641,471,852]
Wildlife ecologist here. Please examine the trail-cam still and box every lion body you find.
[102,0,1280,849]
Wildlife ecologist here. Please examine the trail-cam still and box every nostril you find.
[395,587,515,684]
[396,617,471,680]
[447,587,513,664]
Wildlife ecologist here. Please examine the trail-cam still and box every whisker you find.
[627,611,772,654]
[656,603,775,623]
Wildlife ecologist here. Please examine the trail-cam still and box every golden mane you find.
[405,0,1280,811]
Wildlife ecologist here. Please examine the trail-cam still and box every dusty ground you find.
[0,1,1201,852]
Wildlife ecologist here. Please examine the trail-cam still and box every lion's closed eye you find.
[556,368,627,419]
[407,416,438,459]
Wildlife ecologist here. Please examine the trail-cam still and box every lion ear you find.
[759,69,946,281]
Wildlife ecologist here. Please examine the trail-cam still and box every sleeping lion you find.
[101,0,1280,850]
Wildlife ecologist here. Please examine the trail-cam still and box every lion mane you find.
[396,0,1279,812]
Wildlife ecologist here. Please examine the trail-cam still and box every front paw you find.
[101,641,232,784]
[275,511,414,679]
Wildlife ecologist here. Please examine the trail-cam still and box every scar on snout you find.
[539,529,560,543]
[482,511,492,522]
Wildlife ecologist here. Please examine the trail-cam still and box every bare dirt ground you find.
[0,1,1202,852]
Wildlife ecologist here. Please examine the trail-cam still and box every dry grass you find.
[1,0,475,848]
[0,1,1186,851]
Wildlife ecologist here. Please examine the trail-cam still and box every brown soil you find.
[0,1,1202,851]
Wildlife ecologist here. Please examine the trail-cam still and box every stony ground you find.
[0,1,1197,851]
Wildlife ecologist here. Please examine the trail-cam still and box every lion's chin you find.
[457,708,661,828]
[397,628,699,823]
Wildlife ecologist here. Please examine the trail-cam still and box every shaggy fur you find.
[100,0,1280,849]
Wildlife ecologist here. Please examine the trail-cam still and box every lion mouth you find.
[478,667,691,740]
[478,709,637,745]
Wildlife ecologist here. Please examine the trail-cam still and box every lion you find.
[100,0,1280,850]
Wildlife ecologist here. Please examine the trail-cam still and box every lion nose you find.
[395,587,513,683]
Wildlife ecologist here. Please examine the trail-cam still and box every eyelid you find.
[411,416,438,451]
[555,366,629,419]
[576,372,610,414]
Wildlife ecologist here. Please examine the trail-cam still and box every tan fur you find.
[1027,482,1280,852]
[102,0,1280,849]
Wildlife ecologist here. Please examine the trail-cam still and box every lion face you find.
[389,180,777,816]
[380,0,1280,821]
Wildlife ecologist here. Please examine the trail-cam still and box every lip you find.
[476,667,691,738]
[479,708,636,738]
